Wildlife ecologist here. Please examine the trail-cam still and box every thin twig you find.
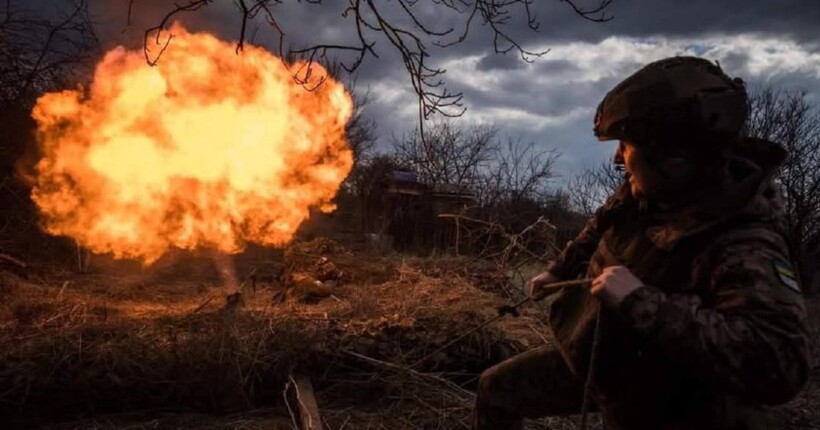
[343,350,475,400]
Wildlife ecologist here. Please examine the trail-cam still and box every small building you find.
[381,173,478,253]
[430,183,475,215]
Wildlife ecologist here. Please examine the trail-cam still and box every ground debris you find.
[1,242,816,429]
[283,238,397,286]
[0,252,27,279]
[0,247,543,428]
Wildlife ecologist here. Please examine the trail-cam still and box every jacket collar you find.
[643,138,787,250]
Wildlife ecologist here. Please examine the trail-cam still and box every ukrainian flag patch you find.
[773,258,800,293]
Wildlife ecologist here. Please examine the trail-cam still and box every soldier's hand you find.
[527,271,560,301]
[591,265,644,308]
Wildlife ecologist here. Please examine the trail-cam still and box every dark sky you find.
[22,0,820,180]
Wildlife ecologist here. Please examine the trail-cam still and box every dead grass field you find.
[0,239,817,429]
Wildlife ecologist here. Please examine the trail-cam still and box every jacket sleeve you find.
[547,182,630,279]
[617,226,811,405]
[544,216,602,280]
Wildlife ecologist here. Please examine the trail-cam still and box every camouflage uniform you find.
[474,137,812,430]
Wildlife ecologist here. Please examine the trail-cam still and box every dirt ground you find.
[0,239,817,429]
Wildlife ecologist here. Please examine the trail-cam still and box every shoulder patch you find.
[773,258,801,293]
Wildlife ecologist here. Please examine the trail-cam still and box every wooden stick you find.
[0,252,26,269]
[293,373,324,430]
[530,278,592,301]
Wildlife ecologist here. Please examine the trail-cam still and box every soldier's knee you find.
[477,364,504,399]
[474,365,524,430]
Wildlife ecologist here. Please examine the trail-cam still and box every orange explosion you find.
[29,24,354,263]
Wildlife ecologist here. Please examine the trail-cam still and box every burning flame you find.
[29,24,354,263]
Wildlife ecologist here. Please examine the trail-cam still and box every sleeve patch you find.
[773,258,801,293]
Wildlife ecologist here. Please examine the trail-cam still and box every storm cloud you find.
[17,0,820,181]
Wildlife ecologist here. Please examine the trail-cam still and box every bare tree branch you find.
[439,213,557,269]
[481,137,559,207]
[139,0,214,65]
[566,161,624,217]
[392,121,498,191]
[134,0,614,123]
[0,0,97,106]
[0,0,98,251]
[561,0,615,22]
[745,86,820,290]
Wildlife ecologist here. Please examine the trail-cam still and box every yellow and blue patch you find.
[773,258,800,293]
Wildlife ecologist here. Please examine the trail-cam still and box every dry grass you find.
[0,238,815,429]
[0,240,554,429]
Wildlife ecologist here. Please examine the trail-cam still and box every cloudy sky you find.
[28,0,820,183]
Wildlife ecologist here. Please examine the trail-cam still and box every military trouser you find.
[473,345,587,430]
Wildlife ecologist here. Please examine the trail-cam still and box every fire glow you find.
[29,24,354,263]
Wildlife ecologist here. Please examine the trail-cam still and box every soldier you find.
[473,57,811,430]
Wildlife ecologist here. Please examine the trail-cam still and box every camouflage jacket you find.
[546,138,811,430]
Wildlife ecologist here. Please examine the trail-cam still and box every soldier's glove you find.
[591,265,644,308]
[527,271,560,301]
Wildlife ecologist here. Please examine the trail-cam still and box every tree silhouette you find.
[133,0,613,124]
[745,87,820,292]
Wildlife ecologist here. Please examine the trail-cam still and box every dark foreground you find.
[0,239,816,429]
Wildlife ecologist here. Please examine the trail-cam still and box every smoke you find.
[212,251,240,294]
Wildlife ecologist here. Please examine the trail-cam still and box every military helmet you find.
[594,56,748,144]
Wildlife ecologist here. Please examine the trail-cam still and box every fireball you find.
[29,24,354,263]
